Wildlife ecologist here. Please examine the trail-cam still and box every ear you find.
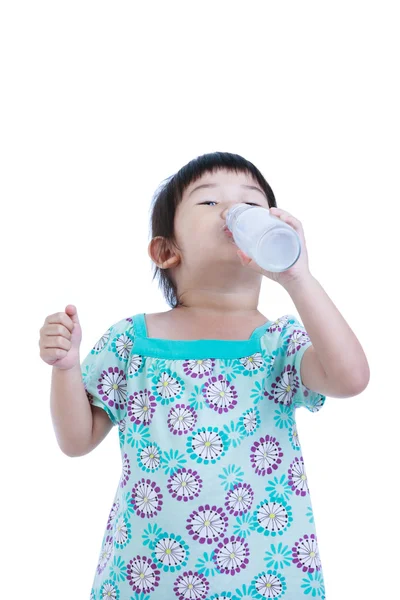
[148,236,180,269]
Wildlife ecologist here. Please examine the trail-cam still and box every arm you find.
[89,405,114,452]
[282,274,370,397]
[51,364,113,456]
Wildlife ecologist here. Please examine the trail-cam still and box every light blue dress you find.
[81,312,327,599]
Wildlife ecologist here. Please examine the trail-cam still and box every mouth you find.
[223,226,233,238]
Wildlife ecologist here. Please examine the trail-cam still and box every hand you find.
[235,207,312,287]
[39,304,82,370]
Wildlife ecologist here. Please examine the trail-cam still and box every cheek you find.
[175,214,217,252]
[176,219,205,243]
[174,229,199,255]
[184,230,204,251]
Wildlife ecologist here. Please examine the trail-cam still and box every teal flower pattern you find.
[186,427,230,465]
[195,551,218,577]
[81,361,98,388]
[250,570,287,598]
[233,512,253,539]
[80,312,327,598]
[108,555,127,582]
[126,350,145,378]
[126,422,151,449]
[222,420,246,448]
[233,583,259,599]
[151,531,190,573]
[264,474,293,503]
[152,368,185,405]
[237,350,267,377]
[249,379,265,405]
[262,349,279,380]
[146,357,167,382]
[251,497,294,537]
[238,407,260,437]
[142,523,164,550]
[306,506,315,524]
[110,328,133,361]
[121,490,135,518]
[264,542,292,569]
[219,359,243,381]
[161,448,187,475]
[300,570,326,597]
[137,441,162,473]
[273,403,295,430]
[188,384,206,409]
[218,464,244,491]
[99,580,120,599]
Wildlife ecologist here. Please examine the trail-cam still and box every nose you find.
[221,203,245,222]
[221,207,229,220]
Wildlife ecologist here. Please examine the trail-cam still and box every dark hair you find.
[148,151,277,308]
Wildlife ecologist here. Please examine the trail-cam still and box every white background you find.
[1,1,398,598]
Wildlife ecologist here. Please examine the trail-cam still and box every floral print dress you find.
[80,312,327,600]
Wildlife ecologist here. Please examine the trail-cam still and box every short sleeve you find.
[267,314,326,413]
[80,316,132,426]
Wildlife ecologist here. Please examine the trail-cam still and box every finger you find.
[280,214,297,223]
[237,249,251,265]
[271,208,301,227]
[270,207,292,218]
[46,313,74,334]
[270,207,286,214]
[238,248,250,259]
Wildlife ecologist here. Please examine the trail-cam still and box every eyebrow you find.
[188,183,267,198]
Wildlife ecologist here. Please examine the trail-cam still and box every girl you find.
[49,152,369,599]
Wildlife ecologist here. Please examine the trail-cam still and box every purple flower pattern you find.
[202,374,238,413]
[167,468,203,502]
[288,456,309,496]
[127,389,157,426]
[224,482,254,516]
[250,435,283,476]
[186,504,229,544]
[130,478,163,519]
[168,404,197,435]
[212,535,250,575]
[81,313,327,597]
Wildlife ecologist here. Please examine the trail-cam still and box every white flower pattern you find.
[81,313,327,598]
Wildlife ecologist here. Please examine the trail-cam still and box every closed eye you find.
[200,201,260,206]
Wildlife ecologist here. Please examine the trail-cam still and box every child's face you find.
[172,168,269,273]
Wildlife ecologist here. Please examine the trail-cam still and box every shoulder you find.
[266,314,301,336]
[105,314,138,337]
[110,311,169,338]
[143,310,175,338]
[260,313,305,349]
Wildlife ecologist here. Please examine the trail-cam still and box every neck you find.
[174,289,262,317]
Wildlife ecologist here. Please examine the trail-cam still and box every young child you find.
[47,152,369,599]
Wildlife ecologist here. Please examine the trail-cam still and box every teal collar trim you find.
[130,313,272,360]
